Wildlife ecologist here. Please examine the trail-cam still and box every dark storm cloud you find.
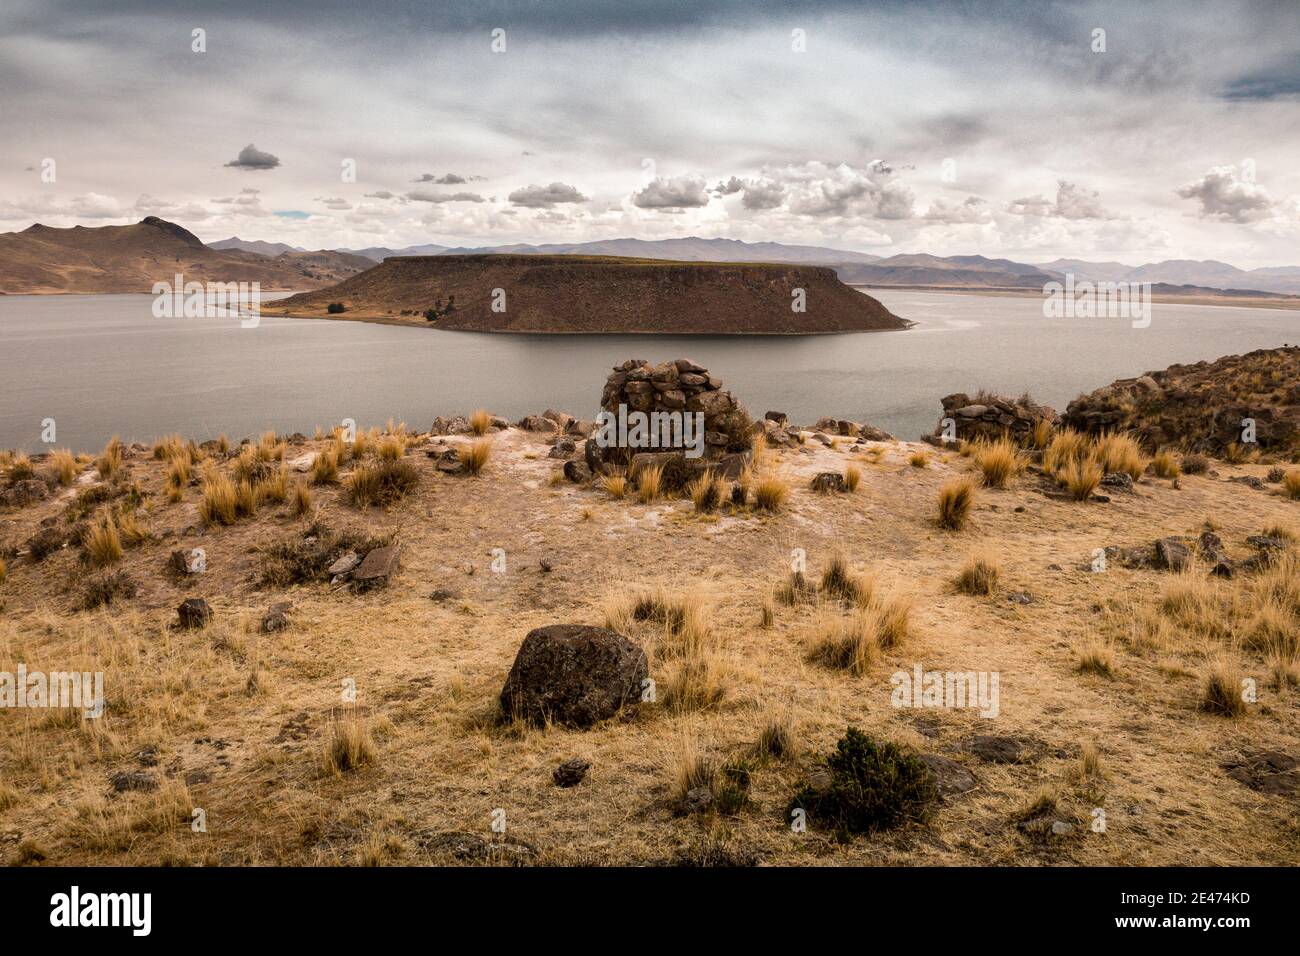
[224,144,280,170]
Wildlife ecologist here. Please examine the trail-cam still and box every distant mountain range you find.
[4,219,1297,299]
[213,234,1300,297]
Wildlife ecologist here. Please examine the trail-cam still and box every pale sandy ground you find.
[0,426,1297,866]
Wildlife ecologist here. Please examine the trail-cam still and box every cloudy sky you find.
[2,0,1298,266]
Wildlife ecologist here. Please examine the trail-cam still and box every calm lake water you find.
[2,290,1297,452]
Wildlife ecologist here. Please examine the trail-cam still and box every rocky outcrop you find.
[932,393,1057,443]
[500,624,648,728]
[1063,346,1300,455]
[584,359,754,488]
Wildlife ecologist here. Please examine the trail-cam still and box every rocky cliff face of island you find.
[263,254,911,333]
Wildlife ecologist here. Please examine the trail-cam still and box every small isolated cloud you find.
[632,175,709,209]
[363,190,399,200]
[315,196,353,210]
[1007,180,1109,220]
[508,181,588,208]
[923,195,992,224]
[534,210,571,224]
[224,144,280,171]
[1177,164,1276,223]
[741,178,785,210]
[405,188,486,203]
[711,176,744,196]
[412,172,483,184]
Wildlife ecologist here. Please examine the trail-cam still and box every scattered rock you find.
[963,735,1040,764]
[288,453,315,473]
[1153,537,1193,572]
[765,411,788,425]
[563,459,592,484]
[429,415,470,436]
[176,598,213,629]
[918,754,978,799]
[552,758,591,788]
[417,830,537,863]
[548,437,577,459]
[499,624,648,728]
[1007,591,1035,605]
[109,771,158,793]
[168,549,203,575]
[1228,475,1265,490]
[810,471,847,494]
[351,545,400,589]
[327,551,361,580]
[260,602,293,634]
[518,415,557,432]
[934,392,1056,444]
[428,588,461,603]
[430,448,464,474]
[1221,751,1299,796]
[680,786,714,815]
[1100,472,1134,492]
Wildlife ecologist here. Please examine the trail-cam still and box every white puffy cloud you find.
[1177,164,1276,223]
[1007,181,1110,220]
[507,182,588,208]
[631,175,710,209]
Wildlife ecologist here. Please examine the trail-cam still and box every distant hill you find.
[0,218,372,293]
[264,254,911,334]
[339,243,449,262]
[209,236,305,256]
[1037,257,1300,295]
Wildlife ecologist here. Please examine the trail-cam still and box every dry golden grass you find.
[600,473,628,499]
[1059,455,1103,501]
[84,514,123,567]
[199,473,238,526]
[49,449,77,486]
[1095,432,1148,481]
[0,556,7,584]
[235,480,261,519]
[256,431,284,462]
[345,458,419,507]
[351,428,373,460]
[755,708,798,760]
[1075,635,1116,676]
[1152,448,1181,479]
[936,477,975,530]
[321,708,377,775]
[311,448,339,485]
[687,472,724,513]
[1199,659,1248,717]
[376,434,406,462]
[844,464,861,492]
[1043,427,1087,477]
[954,552,1000,596]
[115,507,148,547]
[96,436,123,479]
[973,437,1024,488]
[908,450,930,468]
[635,464,663,503]
[805,609,884,674]
[469,409,492,436]
[289,480,313,517]
[752,474,789,512]
[1283,469,1300,500]
[1030,418,1053,450]
[460,439,492,476]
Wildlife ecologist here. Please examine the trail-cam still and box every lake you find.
[2,290,1297,452]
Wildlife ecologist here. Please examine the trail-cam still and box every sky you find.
[1,0,1298,267]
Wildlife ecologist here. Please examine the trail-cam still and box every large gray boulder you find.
[500,624,648,728]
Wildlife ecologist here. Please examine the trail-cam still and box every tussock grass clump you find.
[844,465,862,492]
[601,473,628,499]
[820,550,873,606]
[84,514,123,567]
[0,556,6,584]
[235,479,261,519]
[115,506,148,547]
[790,728,937,835]
[346,458,419,507]
[460,439,492,476]
[258,465,289,505]
[1151,448,1180,479]
[908,450,930,468]
[1244,598,1299,659]
[661,647,732,713]
[96,436,123,479]
[687,472,724,513]
[806,609,883,674]
[255,430,284,462]
[756,709,798,760]
[376,434,406,462]
[1043,428,1087,476]
[311,448,339,485]
[6,452,34,483]
[1030,418,1053,450]
[1222,442,1253,464]
[974,437,1024,488]
[1283,469,1300,500]
[77,571,137,610]
[351,428,373,460]
[1181,453,1209,475]
[289,481,313,517]
[1095,432,1147,480]
[936,478,975,530]
[321,708,376,775]
[670,737,715,803]
[635,464,663,503]
[469,409,493,436]
[1075,635,1116,676]
[49,449,78,486]
[199,473,239,526]
[752,474,789,512]
[260,526,394,588]
[774,569,815,606]
[1199,660,1247,717]
[165,455,191,495]
[954,552,1000,596]
[1159,571,1232,640]
[1059,455,1103,501]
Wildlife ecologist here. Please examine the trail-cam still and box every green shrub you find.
[789,727,936,835]
[326,302,346,314]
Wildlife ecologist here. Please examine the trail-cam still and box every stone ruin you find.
[582,358,755,489]
[930,392,1057,444]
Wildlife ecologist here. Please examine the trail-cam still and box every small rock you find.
[918,753,978,798]
[327,551,361,578]
[810,471,848,494]
[176,598,213,629]
[428,588,461,603]
[563,459,592,483]
[1050,820,1075,836]
[1154,537,1193,572]
[1007,591,1035,605]
[552,758,591,788]
[963,735,1039,764]
[681,786,714,815]
[1100,472,1134,492]
[548,438,577,460]
[260,602,292,633]
[109,770,158,793]
[352,546,400,589]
